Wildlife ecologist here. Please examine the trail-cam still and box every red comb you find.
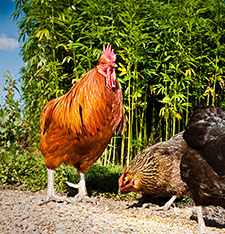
[100,44,116,63]
[119,166,127,188]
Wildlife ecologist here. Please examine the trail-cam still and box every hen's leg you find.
[66,171,96,204]
[143,195,177,210]
[40,169,69,205]
[196,206,207,234]
[196,206,216,234]
[157,195,177,210]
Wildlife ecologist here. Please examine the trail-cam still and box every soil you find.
[0,189,225,234]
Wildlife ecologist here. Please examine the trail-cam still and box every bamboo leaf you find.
[35,29,50,40]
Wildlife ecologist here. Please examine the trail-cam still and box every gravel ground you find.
[0,189,225,234]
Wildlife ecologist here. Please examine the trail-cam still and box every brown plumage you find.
[180,104,225,233]
[40,45,124,203]
[118,132,188,210]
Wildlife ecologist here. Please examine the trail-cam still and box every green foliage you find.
[0,150,124,196]
[0,150,46,191]
[9,0,225,166]
[86,164,122,195]
[176,195,193,208]
[0,72,29,150]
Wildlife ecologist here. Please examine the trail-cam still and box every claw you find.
[74,194,97,205]
[67,180,97,204]
[142,195,177,211]
[39,194,70,206]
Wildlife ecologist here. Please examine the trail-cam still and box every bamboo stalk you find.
[120,134,126,167]
[127,72,132,166]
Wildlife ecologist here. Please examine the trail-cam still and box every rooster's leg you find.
[66,171,87,197]
[40,169,70,205]
[66,171,96,204]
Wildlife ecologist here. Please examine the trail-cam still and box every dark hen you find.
[118,132,188,210]
[180,104,225,233]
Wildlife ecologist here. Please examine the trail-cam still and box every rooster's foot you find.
[39,194,70,205]
[66,181,97,204]
[74,194,97,205]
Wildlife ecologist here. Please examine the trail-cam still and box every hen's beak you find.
[118,186,125,195]
[111,63,117,68]
[118,188,121,195]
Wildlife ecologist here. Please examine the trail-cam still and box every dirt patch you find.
[0,189,225,234]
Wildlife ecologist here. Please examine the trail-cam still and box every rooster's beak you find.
[111,63,117,68]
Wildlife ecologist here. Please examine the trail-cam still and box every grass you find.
[0,149,137,200]
[0,148,191,206]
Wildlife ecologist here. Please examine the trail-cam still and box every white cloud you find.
[0,34,19,51]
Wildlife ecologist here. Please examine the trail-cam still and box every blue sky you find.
[0,0,24,105]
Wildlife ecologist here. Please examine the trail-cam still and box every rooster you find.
[180,104,225,234]
[40,44,124,203]
[118,132,188,210]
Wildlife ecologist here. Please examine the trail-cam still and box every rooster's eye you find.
[101,62,105,65]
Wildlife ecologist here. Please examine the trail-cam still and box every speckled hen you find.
[118,132,188,210]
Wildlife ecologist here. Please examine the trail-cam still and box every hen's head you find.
[97,44,117,90]
[118,166,140,194]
